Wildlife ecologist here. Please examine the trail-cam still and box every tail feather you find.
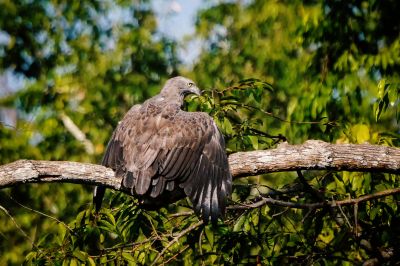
[93,186,106,212]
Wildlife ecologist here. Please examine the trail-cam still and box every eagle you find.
[93,76,232,223]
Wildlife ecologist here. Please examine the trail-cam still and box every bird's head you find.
[161,76,201,98]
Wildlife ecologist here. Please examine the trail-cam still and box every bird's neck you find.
[158,92,185,107]
[147,94,184,114]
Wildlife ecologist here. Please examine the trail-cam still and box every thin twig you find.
[224,101,331,125]
[163,244,190,265]
[102,238,154,252]
[228,187,400,210]
[354,203,359,237]
[144,213,163,243]
[297,170,325,202]
[8,195,73,232]
[271,208,290,218]
[334,198,353,229]
[338,188,400,205]
[0,204,35,246]
[168,211,194,218]
[151,220,204,265]
[0,205,54,262]
[301,208,314,224]
[198,229,204,257]
[248,127,287,141]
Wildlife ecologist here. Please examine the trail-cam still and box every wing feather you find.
[183,121,232,223]
[160,148,179,175]
[150,177,166,198]
[165,180,175,191]
[163,148,190,178]
[135,169,154,195]
[97,100,231,223]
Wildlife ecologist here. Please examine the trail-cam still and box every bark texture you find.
[1,140,399,190]
[229,140,400,177]
[0,160,120,189]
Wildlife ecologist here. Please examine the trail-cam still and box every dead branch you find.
[59,113,94,155]
[0,140,399,190]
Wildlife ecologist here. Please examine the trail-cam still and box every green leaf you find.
[62,259,69,266]
[104,210,117,226]
[223,117,233,135]
[244,219,251,232]
[333,175,346,194]
[74,210,86,228]
[138,252,146,264]
[25,251,37,262]
[73,250,88,262]
[204,226,214,247]
[57,223,67,245]
[69,258,79,266]
[375,93,390,121]
[251,212,259,227]
[248,135,259,150]
[87,257,96,266]
[377,79,388,98]
[98,220,115,232]
[233,215,246,232]
[351,173,364,192]
[370,207,380,220]
[351,124,370,143]
[122,252,136,263]
[388,85,398,105]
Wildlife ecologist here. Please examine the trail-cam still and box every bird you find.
[93,76,232,223]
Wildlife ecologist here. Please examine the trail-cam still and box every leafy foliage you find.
[0,0,399,265]
[0,0,178,263]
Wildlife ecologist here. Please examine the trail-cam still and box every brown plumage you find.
[93,76,232,223]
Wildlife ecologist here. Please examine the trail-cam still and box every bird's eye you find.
[187,82,194,87]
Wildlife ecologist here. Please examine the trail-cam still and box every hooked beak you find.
[191,86,202,96]
[183,86,201,96]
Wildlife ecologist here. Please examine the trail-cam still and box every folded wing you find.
[100,105,232,223]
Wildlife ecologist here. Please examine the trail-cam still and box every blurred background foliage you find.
[0,0,399,265]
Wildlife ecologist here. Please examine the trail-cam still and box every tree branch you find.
[0,140,399,190]
[229,140,400,177]
[228,187,400,210]
[0,160,120,190]
[59,113,95,155]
